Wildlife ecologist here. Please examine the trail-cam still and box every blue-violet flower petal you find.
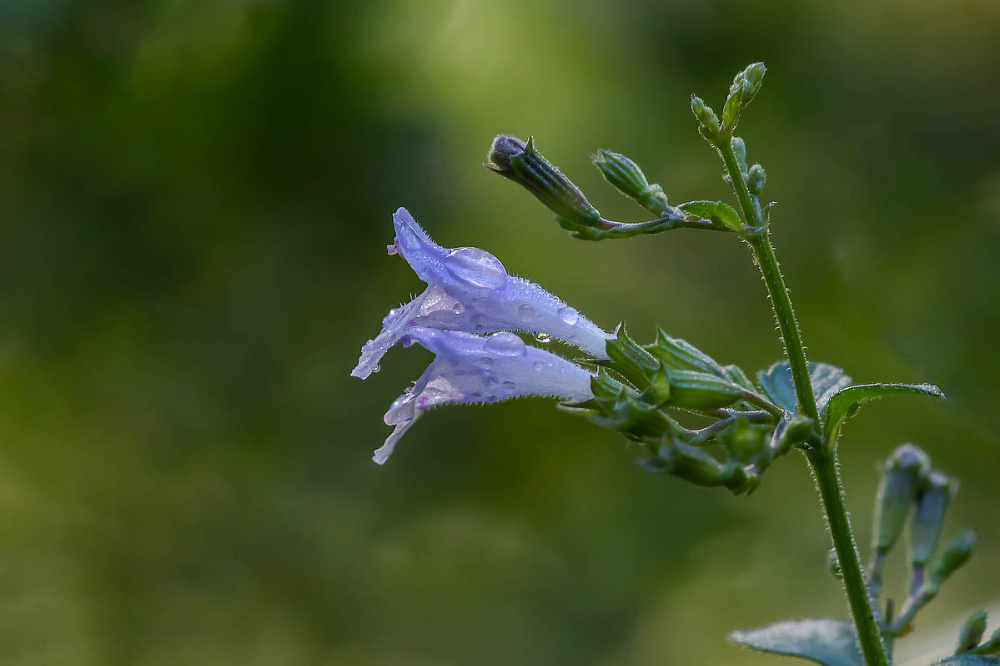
[352,208,611,379]
[373,328,594,464]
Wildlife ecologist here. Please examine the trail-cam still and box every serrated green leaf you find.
[730,618,862,666]
[757,361,852,414]
[823,382,946,440]
[934,657,1000,665]
[678,200,742,232]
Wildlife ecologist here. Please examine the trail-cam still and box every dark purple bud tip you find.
[486,135,527,173]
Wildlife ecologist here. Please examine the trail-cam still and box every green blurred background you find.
[1,0,999,664]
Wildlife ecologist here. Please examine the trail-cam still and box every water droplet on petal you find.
[477,357,494,369]
[518,304,535,322]
[473,314,487,331]
[532,361,545,372]
[483,376,499,390]
[534,332,552,344]
[558,306,579,325]
[445,247,508,290]
[483,332,527,357]
[372,364,381,373]
[484,394,498,403]
[502,381,516,393]
[382,308,400,327]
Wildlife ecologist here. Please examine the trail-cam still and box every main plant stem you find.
[808,448,887,666]
[719,137,888,666]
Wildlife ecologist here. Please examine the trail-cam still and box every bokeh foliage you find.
[0,0,999,664]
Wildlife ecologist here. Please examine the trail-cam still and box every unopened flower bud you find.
[721,63,766,131]
[872,443,930,554]
[691,95,721,138]
[748,164,766,195]
[723,417,767,463]
[662,370,744,410]
[591,149,669,214]
[957,611,988,653]
[910,472,956,568]
[729,62,767,108]
[486,135,602,228]
[730,137,748,178]
[929,529,977,585]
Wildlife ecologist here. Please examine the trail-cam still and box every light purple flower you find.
[351,208,611,379]
[373,328,594,464]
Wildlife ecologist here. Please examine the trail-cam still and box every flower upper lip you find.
[371,328,594,465]
[351,207,612,380]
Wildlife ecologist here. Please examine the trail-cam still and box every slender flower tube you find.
[352,208,611,379]
[373,328,594,464]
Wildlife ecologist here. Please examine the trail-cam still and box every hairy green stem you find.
[809,449,889,666]
[744,232,820,424]
[716,136,888,666]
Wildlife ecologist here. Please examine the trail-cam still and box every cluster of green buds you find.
[485,64,777,243]
[690,64,772,230]
[857,444,980,649]
[485,135,736,241]
[691,61,766,141]
[560,326,813,495]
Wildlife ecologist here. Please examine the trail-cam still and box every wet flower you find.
[373,328,594,464]
[352,207,611,379]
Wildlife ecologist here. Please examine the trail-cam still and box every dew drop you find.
[372,364,381,373]
[470,391,483,400]
[485,394,498,403]
[445,247,508,290]
[473,314,487,331]
[532,361,545,372]
[483,331,527,357]
[518,304,536,322]
[558,306,579,325]
[534,332,552,344]
[483,376,499,390]
[477,357,494,369]
[502,381,516,393]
